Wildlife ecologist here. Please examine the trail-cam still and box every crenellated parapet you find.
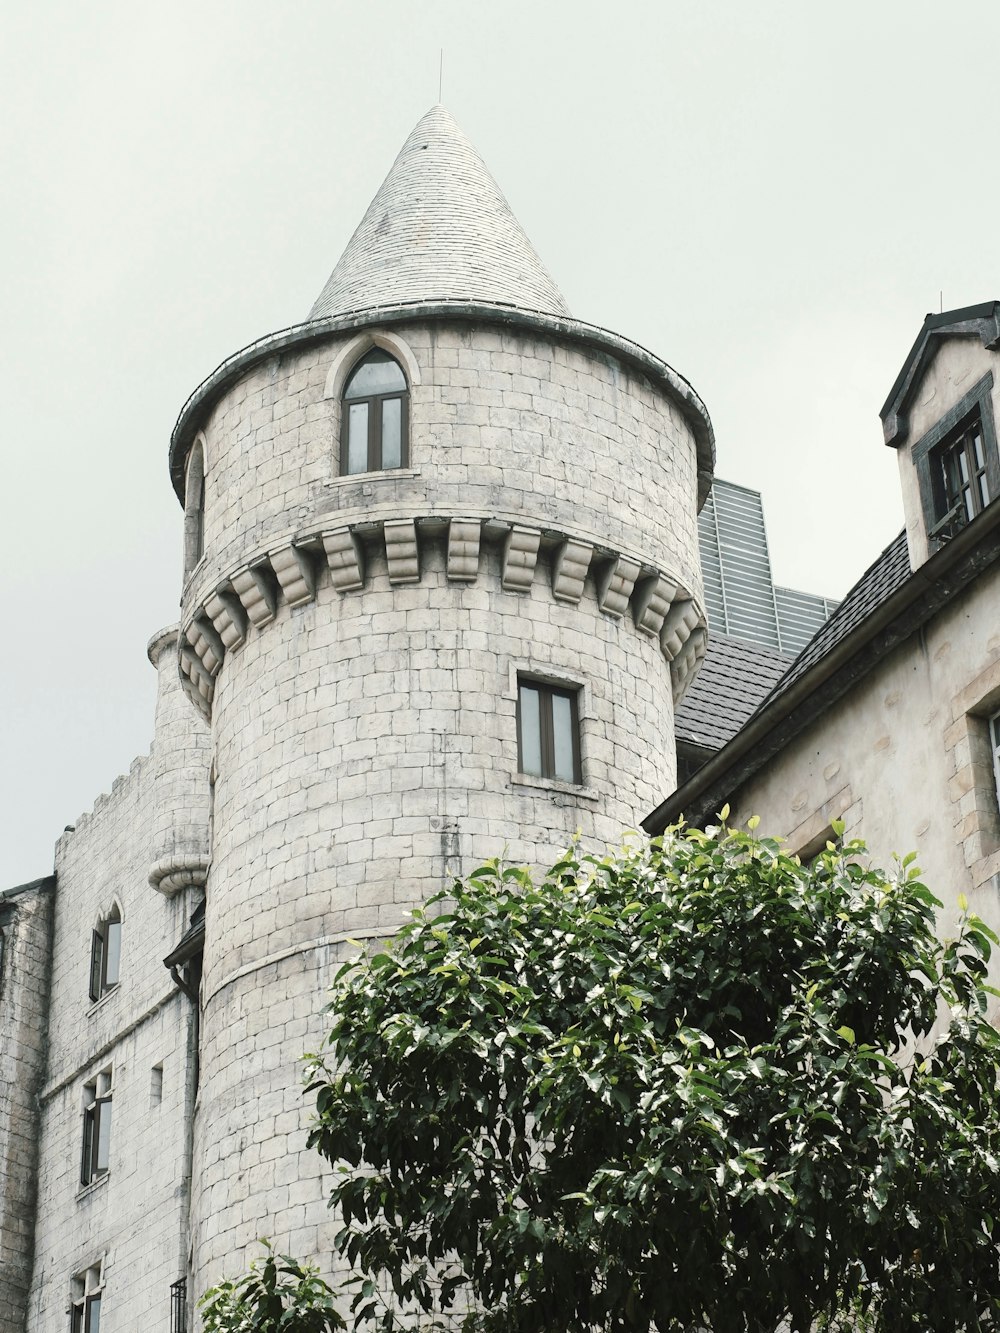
[178,510,707,722]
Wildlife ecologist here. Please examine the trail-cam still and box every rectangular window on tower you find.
[516,678,581,784]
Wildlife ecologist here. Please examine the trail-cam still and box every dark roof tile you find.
[761,531,911,705]
[675,634,793,751]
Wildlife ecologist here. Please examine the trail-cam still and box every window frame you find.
[516,677,582,785]
[339,351,409,476]
[81,1070,113,1188]
[930,416,990,540]
[990,711,1000,816]
[71,1264,104,1333]
[88,908,121,1004]
[912,371,1000,548]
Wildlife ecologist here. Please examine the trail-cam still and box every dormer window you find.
[910,371,1000,552]
[341,349,408,475]
[930,415,990,541]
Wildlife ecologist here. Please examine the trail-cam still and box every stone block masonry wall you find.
[182,311,706,1300]
[190,320,704,610]
[0,878,54,1330]
[25,640,208,1332]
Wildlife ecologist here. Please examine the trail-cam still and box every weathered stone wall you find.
[183,316,706,1295]
[24,642,207,1332]
[0,878,54,1330]
[730,572,1000,953]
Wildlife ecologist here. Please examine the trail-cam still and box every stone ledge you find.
[149,853,211,896]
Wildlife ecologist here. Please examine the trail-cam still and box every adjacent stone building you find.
[6,105,996,1333]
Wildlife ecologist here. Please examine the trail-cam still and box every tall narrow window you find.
[517,678,581,783]
[89,907,121,1003]
[990,711,1000,814]
[341,350,408,475]
[81,1070,113,1186]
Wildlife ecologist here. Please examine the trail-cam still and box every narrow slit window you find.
[341,350,408,475]
[517,679,581,784]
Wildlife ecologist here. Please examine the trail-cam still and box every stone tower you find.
[169,106,714,1292]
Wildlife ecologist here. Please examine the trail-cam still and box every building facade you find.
[2,106,716,1330]
[6,106,992,1333]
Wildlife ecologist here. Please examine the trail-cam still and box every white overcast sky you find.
[4,0,999,886]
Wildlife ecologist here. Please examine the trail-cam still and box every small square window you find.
[516,678,581,783]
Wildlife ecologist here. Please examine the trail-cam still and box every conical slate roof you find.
[308,105,570,321]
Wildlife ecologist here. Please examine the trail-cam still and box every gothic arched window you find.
[341,349,408,475]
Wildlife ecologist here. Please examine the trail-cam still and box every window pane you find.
[381,398,402,468]
[347,403,368,474]
[96,1101,112,1172]
[88,1294,101,1333]
[89,933,104,1002]
[551,692,576,782]
[344,351,406,398]
[104,921,121,987]
[974,429,986,469]
[82,1107,95,1184]
[518,685,542,776]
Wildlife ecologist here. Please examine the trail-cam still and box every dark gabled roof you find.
[644,496,1000,834]
[881,302,1000,447]
[760,530,911,705]
[675,634,793,752]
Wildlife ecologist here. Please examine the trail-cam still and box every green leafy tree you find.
[304,823,1000,1333]
[199,1241,343,1332]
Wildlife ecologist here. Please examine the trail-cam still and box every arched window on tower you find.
[341,349,408,475]
[183,439,206,579]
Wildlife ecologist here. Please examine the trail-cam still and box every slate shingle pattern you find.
[309,105,570,321]
[764,530,911,704]
[674,634,793,750]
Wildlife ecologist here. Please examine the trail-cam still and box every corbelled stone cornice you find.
[178,512,707,722]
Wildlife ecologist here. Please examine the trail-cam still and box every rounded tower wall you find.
[202,530,675,999]
[182,311,709,1292]
[186,319,705,609]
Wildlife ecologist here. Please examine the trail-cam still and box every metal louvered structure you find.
[698,479,839,657]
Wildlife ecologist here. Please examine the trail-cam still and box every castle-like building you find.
[4,106,1000,1333]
